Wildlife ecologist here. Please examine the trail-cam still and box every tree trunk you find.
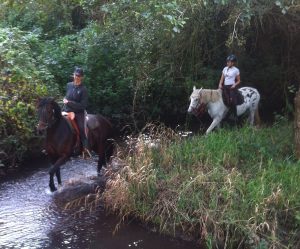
[295,89,300,159]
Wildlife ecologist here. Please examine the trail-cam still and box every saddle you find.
[61,112,101,153]
[222,88,244,107]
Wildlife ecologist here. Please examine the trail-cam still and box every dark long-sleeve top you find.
[64,82,88,113]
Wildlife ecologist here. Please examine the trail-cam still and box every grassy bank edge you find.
[101,122,300,249]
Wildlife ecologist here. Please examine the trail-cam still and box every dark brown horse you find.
[37,97,115,192]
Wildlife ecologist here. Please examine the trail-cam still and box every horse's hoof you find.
[51,188,57,192]
[49,186,57,192]
[45,188,53,195]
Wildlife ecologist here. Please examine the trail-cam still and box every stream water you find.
[0,157,197,249]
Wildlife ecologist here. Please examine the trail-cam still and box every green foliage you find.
[0,0,85,37]
[0,0,299,167]
[0,27,59,167]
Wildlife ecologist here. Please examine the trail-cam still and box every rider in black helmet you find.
[218,54,241,120]
[226,54,237,63]
[63,67,91,157]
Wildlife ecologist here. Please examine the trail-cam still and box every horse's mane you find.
[192,89,221,103]
[201,89,221,103]
[38,97,62,120]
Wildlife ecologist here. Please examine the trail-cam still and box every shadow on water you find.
[0,157,198,249]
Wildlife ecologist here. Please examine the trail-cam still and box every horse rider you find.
[218,54,241,119]
[63,67,91,157]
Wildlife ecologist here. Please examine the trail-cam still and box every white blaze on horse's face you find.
[188,86,202,113]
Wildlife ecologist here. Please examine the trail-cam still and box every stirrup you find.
[41,149,48,155]
[82,148,92,159]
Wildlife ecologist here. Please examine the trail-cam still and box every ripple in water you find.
[0,157,197,249]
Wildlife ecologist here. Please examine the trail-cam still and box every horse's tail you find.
[255,107,261,127]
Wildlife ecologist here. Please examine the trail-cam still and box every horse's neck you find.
[46,117,71,140]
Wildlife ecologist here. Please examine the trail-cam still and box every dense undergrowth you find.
[0,28,58,169]
[1,1,300,169]
[102,122,300,248]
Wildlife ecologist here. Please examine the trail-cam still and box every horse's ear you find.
[193,86,196,91]
[200,87,203,91]
[47,97,57,106]
[36,97,42,107]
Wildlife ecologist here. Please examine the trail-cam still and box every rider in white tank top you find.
[222,66,240,86]
[219,54,240,89]
[218,54,241,119]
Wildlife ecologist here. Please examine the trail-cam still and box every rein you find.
[193,103,207,118]
[38,103,61,130]
[191,89,218,118]
[191,90,209,118]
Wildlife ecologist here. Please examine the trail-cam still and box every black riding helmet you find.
[226,54,237,62]
[74,67,84,77]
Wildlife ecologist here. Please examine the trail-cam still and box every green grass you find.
[103,122,300,248]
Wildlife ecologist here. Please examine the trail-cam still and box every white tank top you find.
[222,66,240,86]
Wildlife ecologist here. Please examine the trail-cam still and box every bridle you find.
[190,91,207,118]
[37,104,57,130]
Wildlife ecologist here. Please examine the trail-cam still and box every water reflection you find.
[0,158,197,249]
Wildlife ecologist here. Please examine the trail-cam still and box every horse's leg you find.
[254,108,261,126]
[49,156,68,192]
[56,168,62,186]
[49,172,56,192]
[206,116,222,134]
[96,143,105,175]
[248,109,255,125]
[97,157,105,175]
[97,151,106,174]
[49,157,57,192]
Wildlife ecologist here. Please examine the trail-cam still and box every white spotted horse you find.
[188,86,260,134]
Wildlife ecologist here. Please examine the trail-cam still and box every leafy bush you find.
[0,27,59,168]
[0,0,299,168]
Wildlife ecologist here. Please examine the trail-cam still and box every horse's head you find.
[187,86,205,116]
[37,97,62,131]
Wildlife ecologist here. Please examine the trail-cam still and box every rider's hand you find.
[230,84,236,89]
[63,98,69,104]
